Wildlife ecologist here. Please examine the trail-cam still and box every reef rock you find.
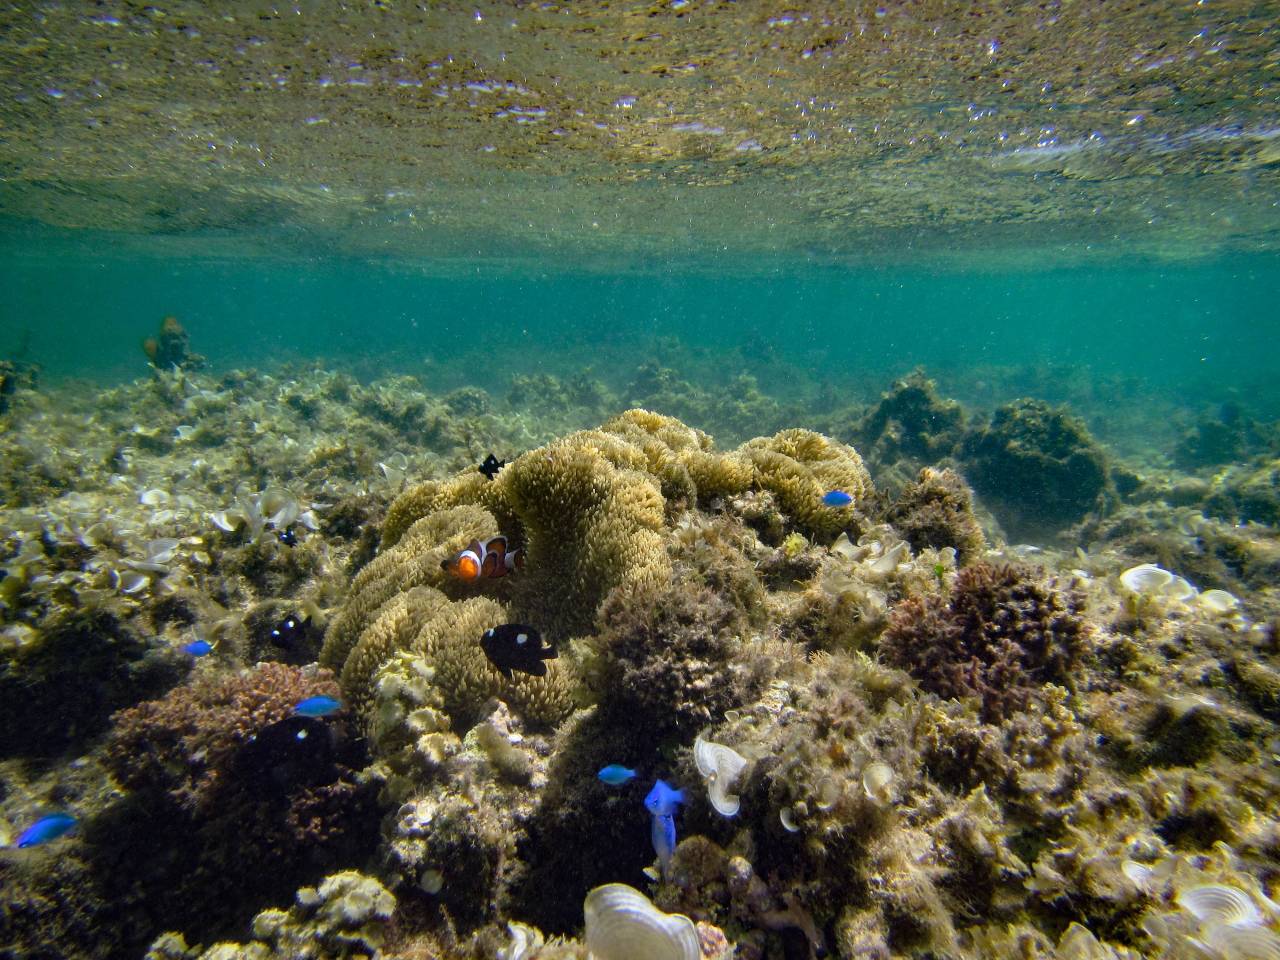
[960,398,1112,541]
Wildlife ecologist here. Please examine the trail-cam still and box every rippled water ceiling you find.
[1,1,1277,269]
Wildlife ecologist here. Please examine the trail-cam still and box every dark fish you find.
[478,453,507,480]
[234,715,337,796]
[480,624,557,678]
[278,527,298,547]
[269,612,310,648]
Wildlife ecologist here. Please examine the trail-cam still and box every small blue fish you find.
[182,639,213,657]
[598,764,637,786]
[644,780,686,871]
[15,813,78,848]
[822,490,853,507]
[293,695,342,718]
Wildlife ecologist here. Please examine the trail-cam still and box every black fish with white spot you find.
[480,624,557,678]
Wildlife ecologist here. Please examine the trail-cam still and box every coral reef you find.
[880,562,1091,722]
[960,398,1114,541]
[852,368,966,477]
[883,466,986,564]
[146,870,397,960]
[91,663,379,946]
[4,362,1280,960]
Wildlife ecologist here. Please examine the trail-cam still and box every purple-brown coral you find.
[106,661,341,810]
[94,662,379,947]
[884,466,986,564]
[880,563,1089,722]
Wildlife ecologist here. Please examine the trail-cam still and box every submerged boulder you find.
[960,399,1112,541]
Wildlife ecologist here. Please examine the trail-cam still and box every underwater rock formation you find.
[146,870,397,960]
[1202,457,1280,527]
[852,368,966,474]
[883,466,986,564]
[593,580,757,736]
[142,316,205,372]
[1174,402,1279,471]
[0,358,38,415]
[880,562,1090,722]
[0,608,180,757]
[960,398,1113,541]
[625,363,792,444]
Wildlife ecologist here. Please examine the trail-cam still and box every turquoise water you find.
[6,237,1279,430]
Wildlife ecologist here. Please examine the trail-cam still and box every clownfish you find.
[441,536,523,583]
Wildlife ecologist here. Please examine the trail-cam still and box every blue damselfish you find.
[294,695,342,717]
[597,764,637,786]
[16,813,78,848]
[644,780,686,872]
[822,490,853,507]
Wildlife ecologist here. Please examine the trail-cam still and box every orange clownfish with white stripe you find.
[441,536,523,583]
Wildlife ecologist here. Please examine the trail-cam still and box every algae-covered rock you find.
[148,870,396,960]
[854,368,966,469]
[884,466,986,564]
[1202,458,1280,527]
[960,399,1112,541]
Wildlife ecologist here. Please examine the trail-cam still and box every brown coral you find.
[105,661,341,810]
[884,467,986,564]
[593,579,758,734]
[880,562,1090,723]
[92,663,378,950]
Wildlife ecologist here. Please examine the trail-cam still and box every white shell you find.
[866,540,909,576]
[1202,924,1280,959]
[1057,923,1109,960]
[209,510,243,532]
[584,883,699,960]
[116,570,150,594]
[498,921,544,960]
[694,735,750,817]
[830,533,862,561]
[1199,589,1241,614]
[861,761,895,807]
[146,538,180,564]
[1164,575,1197,601]
[779,806,801,833]
[1120,860,1155,892]
[1120,563,1173,595]
[815,776,840,812]
[1176,884,1264,928]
